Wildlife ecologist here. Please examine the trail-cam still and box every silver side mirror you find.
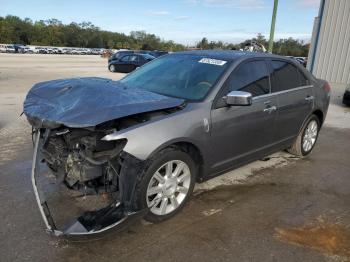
[223,91,252,106]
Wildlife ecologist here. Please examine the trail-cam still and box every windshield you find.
[119,54,230,100]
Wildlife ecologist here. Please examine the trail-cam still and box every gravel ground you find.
[0,53,349,262]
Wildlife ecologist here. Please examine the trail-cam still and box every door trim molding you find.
[253,85,313,101]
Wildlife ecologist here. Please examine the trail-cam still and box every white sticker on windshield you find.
[199,58,227,66]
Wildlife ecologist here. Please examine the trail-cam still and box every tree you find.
[197,37,209,49]
[0,16,310,56]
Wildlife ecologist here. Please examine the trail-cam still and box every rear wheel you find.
[135,147,197,223]
[288,115,320,157]
[109,64,116,72]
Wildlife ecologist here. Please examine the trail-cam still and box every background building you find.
[308,0,350,89]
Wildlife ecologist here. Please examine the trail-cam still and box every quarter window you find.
[271,61,301,92]
[226,60,270,97]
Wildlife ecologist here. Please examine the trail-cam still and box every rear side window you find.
[120,55,130,62]
[129,55,138,62]
[226,60,270,97]
[271,61,300,92]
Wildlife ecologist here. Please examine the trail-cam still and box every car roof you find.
[173,50,290,62]
[139,53,155,58]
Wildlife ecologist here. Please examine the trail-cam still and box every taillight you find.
[324,82,331,93]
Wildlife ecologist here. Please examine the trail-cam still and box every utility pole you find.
[268,0,279,53]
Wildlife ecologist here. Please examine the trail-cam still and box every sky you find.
[0,0,321,45]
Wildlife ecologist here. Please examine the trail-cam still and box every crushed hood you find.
[23,77,185,128]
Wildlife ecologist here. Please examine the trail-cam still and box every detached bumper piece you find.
[31,130,143,237]
[61,203,129,236]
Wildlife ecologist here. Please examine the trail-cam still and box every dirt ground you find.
[0,53,349,262]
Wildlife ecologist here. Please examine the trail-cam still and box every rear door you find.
[128,55,140,71]
[269,60,314,142]
[208,59,278,174]
[116,55,131,72]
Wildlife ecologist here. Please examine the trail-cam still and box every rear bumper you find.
[31,130,146,237]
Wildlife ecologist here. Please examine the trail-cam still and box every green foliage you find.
[0,15,309,56]
[0,15,186,51]
[196,33,309,57]
[273,38,309,57]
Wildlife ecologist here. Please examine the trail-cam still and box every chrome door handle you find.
[263,106,277,113]
[305,96,314,101]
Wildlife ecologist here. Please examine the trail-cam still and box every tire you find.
[109,64,116,72]
[287,114,320,157]
[135,147,197,223]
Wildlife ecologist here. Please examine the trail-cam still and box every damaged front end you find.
[31,126,147,236]
[24,77,186,236]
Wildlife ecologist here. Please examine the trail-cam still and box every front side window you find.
[271,61,300,92]
[119,54,230,100]
[120,55,130,62]
[226,60,270,97]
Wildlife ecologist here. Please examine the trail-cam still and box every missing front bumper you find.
[31,130,145,237]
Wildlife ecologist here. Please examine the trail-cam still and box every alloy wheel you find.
[302,120,318,152]
[146,160,191,216]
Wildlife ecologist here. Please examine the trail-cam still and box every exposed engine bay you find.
[31,108,182,237]
[43,129,122,192]
[40,110,169,196]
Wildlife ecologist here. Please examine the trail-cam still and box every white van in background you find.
[0,44,7,52]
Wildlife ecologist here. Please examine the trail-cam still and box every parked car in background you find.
[61,48,68,54]
[286,56,307,67]
[51,48,61,54]
[18,46,27,53]
[108,50,135,63]
[343,86,350,106]
[5,45,16,53]
[77,48,87,55]
[38,48,48,54]
[24,50,330,236]
[108,53,155,73]
[139,50,168,57]
[13,44,24,53]
[295,57,307,67]
[70,49,79,55]
[91,48,103,55]
[149,51,168,57]
[34,47,42,54]
[109,50,168,63]
[23,47,34,53]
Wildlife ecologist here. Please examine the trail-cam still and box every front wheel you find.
[288,115,320,157]
[135,147,197,223]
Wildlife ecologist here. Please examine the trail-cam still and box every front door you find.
[116,55,132,73]
[208,60,277,175]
